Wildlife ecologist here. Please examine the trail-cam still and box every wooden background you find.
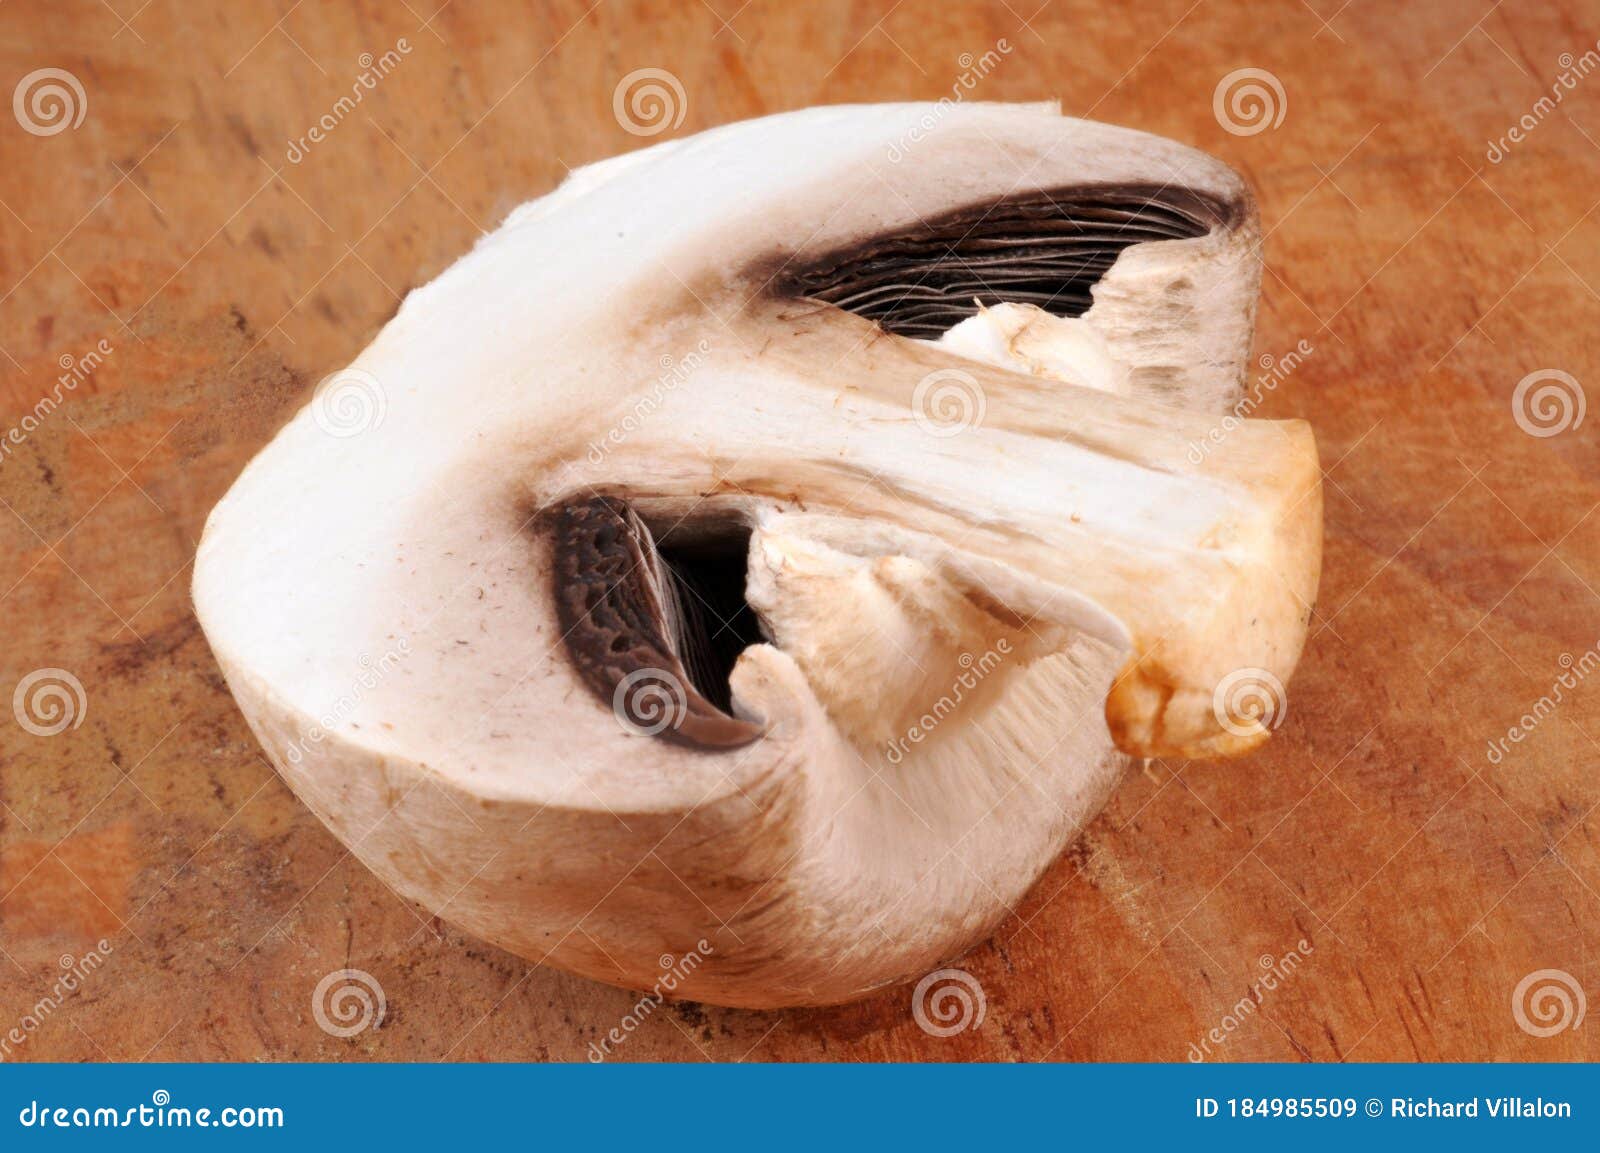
[1,0,1598,1062]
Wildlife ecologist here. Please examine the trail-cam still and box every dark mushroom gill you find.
[779,183,1225,338]
[549,497,764,749]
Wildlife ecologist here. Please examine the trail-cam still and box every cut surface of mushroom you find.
[193,102,1321,1007]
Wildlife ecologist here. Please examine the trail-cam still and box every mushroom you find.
[193,102,1320,1008]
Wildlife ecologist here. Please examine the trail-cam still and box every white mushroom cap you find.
[194,102,1320,1007]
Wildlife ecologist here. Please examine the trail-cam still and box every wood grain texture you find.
[1,0,1598,1062]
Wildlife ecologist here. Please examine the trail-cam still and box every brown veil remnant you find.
[194,103,1321,1009]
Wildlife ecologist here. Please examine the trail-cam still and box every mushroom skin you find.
[193,103,1321,1008]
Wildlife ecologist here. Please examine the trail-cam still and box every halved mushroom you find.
[193,102,1320,1008]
